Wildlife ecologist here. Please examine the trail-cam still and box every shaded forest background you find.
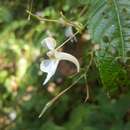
[0,0,130,130]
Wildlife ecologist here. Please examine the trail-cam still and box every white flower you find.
[40,37,80,85]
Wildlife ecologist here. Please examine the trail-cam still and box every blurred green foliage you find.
[0,0,130,130]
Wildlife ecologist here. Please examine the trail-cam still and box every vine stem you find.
[26,10,81,29]
[38,74,84,118]
[27,0,33,21]
[26,10,60,23]
[26,10,83,49]
[55,31,79,50]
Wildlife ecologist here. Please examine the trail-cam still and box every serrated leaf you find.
[87,0,130,90]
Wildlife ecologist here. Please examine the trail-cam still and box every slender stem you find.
[39,74,84,118]
[55,31,79,50]
[26,10,60,23]
[60,12,77,27]
[27,0,33,21]
[27,10,82,31]
[79,6,88,17]
[84,52,94,102]
[84,84,90,102]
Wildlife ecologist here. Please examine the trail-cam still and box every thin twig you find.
[84,84,90,102]
[26,10,83,31]
[56,31,79,50]
[83,52,93,102]
[27,0,33,21]
[79,6,88,17]
[26,10,60,23]
[39,74,84,118]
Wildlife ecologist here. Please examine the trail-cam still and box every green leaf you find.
[87,0,130,90]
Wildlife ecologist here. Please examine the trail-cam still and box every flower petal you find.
[41,37,56,50]
[56,52,80,72]
[40,59,59,85]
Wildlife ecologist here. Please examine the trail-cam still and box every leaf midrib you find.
[112,0,125,58]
